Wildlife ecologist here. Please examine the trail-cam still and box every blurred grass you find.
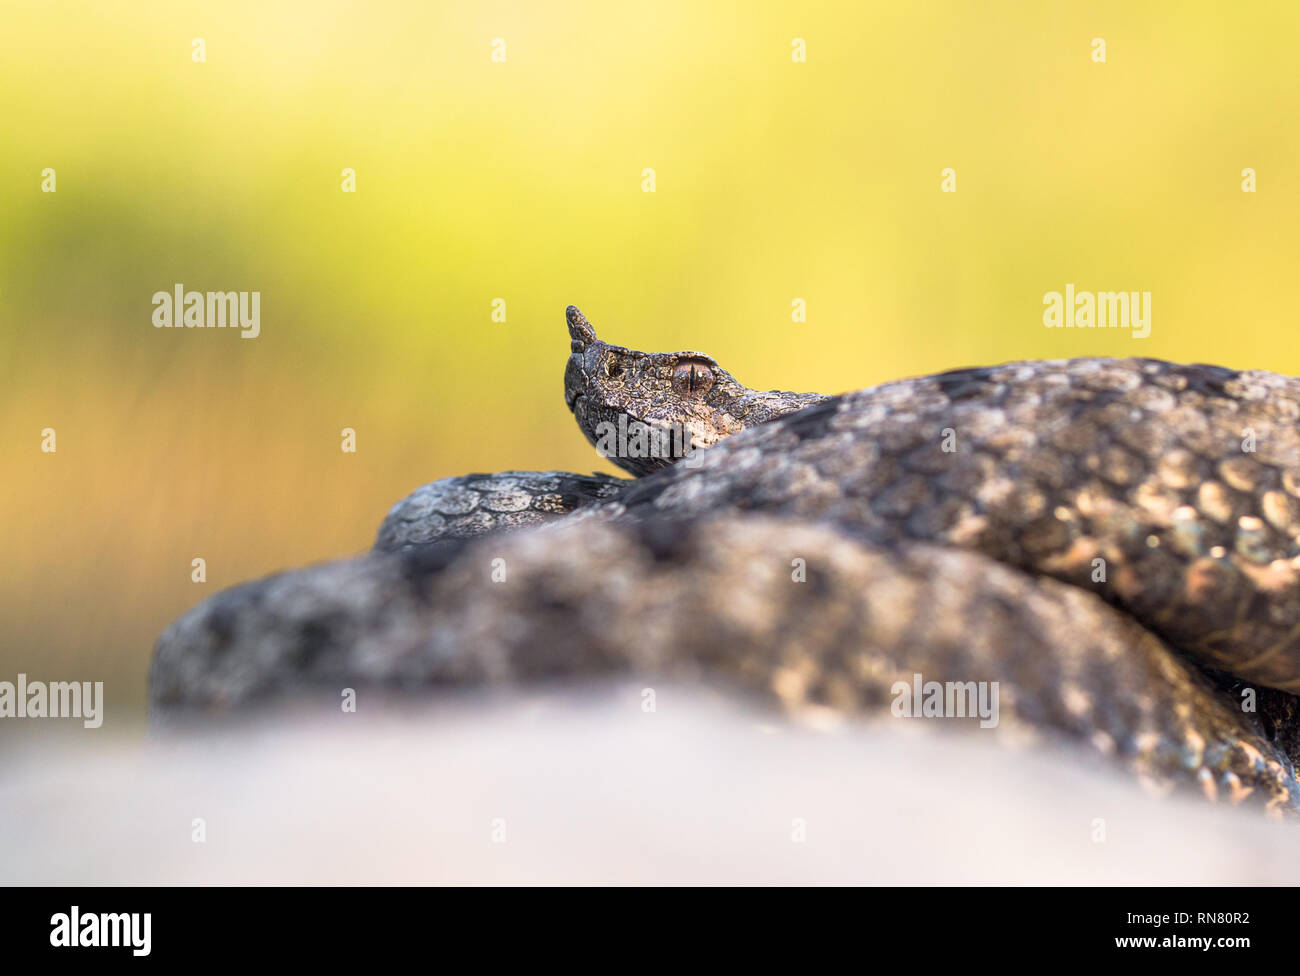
[2,0,1299,722]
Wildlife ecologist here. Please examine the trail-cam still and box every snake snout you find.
[566,305,598,348]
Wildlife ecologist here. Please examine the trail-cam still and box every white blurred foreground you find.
[2,684,1297,885]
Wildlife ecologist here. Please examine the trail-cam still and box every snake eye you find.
[672,360,715,397]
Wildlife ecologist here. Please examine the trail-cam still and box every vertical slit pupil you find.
[674,360,711,395]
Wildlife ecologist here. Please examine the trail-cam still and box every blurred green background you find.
[3,0,1299,726]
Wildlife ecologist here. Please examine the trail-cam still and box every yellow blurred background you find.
[2,0,1299,725]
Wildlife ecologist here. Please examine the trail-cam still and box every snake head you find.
[564,305,827,476]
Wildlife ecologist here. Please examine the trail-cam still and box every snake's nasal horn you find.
[566,305,598,349]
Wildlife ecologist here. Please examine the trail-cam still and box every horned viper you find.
[151,306,1300,815]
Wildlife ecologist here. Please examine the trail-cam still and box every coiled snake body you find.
[152,307,1300,815]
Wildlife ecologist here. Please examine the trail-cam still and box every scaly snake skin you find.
[152,306,1300,815]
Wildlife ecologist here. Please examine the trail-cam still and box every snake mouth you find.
[565,388,586,412]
